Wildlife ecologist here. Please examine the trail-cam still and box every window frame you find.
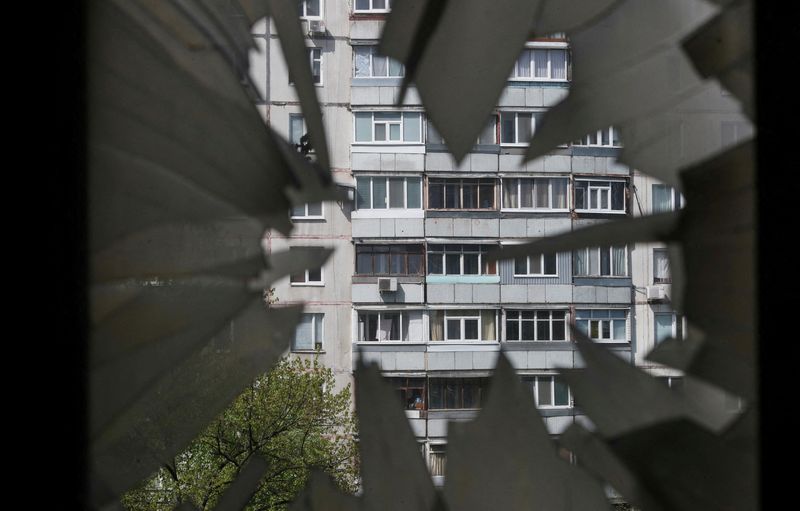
[511,47,569,82]
[353,45,404,78]
[356,310,420,342]
[573,245,628,277]
[427,378,487,409]
[355,244,425,276]
[354,175,423,210]
[430,309,498,342]
[654,311,685,344]
[290,201,324,220]
[501,177,570,211]
[353,111,423,144]
[499,111,538,146]
[427,178,496,210]
[522,375,572,408]
[353,0,392,13]
[298,0,323,20]
[573,127,621,147]
[289,248,324,286]
[427,245,498,276]
[505,310,567,342]
[292,313,324,351]
[651,183,683,213]
[513,254,559,277]
[575,309,628,343]
[653,248,671,283]
[573,179,627,214]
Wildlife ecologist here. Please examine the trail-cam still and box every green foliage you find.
[122,356,359,511]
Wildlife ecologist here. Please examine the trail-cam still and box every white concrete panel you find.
[543,87,569,106]
[351,218,381,237]
[543,155,571,172]
[454,284,473,303]
[427,284,455,303]
[427,419,449,438]
[396,351,426,371]
[525,88,544,107]
[608,287,632,303]
[473,350,499,370]
[352,152,381,170]
[499,218,528,238]
[527,350,547,368]
[380,218,396,237]
[429,352,455,370]
[528,285,546,302]
[351,87,380,105]
[380,153,395,171]
[546,416,574,434]
[545,285,572,303]
[395,218,425,237]
[455,351,473,370]
[473,284,499,303]
[471,153,498,171]
[544,217,572,236]
[501,285,528,303]
[526,219,546,237]
[499,154,525,172]
[395,153,425,171]
[426,218,454,236]
[546,350,574,369]
[380,352,397,371]
[506,350,528,369]
[426,152,455,171]
[573,286,597,303]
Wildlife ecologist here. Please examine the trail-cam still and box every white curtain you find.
[503,179,518,208]
[293,314,313,350]
[481,310,496,341]
[354,47,371,77]
[612,246,626,276]
[516,49,531,77]
[430,310,444,341]
[655,250,670,280]
[574,249,587,276]
[534,49,548,77]
[551,50,567,80]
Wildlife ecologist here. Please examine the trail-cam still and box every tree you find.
[121,356,359,511]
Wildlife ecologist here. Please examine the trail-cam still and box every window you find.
[652,184,683,213]
[293,313,323,351]
[290,248,324,285]
[353,46,404,77]
[655,312,685,344]
[427,245,497,276]
[428,444,446,477]
[505,310,566,341]
[500,112,541,145]
[388,377,426,409]
[573,127,621,147]
[502,177,569,210]
[573,245,627,277]
[427,117,496,146]
[653,248,671,283]
[354,112,422,143]
[428,378,487,409]
[291,202,323,219]
[512,48,568,81]
[513,254,558,276]
[430,310,497,342]
[355,176,422,210]
[427,178,496,209]
[289,114,306,147]
[354,0,391,13]
[288,49,323,86]
[574,180,626,213]
[522,376,571,407]
[575,309,627,342]
[355,244,424,275]
[298,0,321,18]
[357,311,423,342]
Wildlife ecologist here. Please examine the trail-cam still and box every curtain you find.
[516,49,531,77]
[481,310,496,341]
[652,184,672,213]
[293,314,313,350]
[535,179,549,208]
[503,179,518,208]
[430,310,444,341]
[574,249,587,276]
[551,50,567,80]
[372,54,387,76]
[521,179,534,208]
[552,179,567,208]
[613,246,627,276]
[534,49,548,77]
[354,47,371,77]
[655,250,670,280]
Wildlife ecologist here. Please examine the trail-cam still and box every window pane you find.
[463,253,479,274]
[290,115,305,145]
[374,123,387,140]
[374,252,389,274]
[428,253,443,274]
[354,47,371,77]
[552,316,566,340]
[429,382,442,409]
[446,253,461,274]
[373,178,387,209]
[655,313,673,343]
[403,113,421,141]
[314,314,323,346]
[612,246,626,276]
[521,319,535,340]
[374,0,386,9]
[544,254,557,275]
[554,379,569,405]
[534,179,549,208]
[479,118,496,144]
[464,319,479,340]
[652,184,672,213]
[446,319,460,340]
[501,113,515,143]
[306,0,320,16]
[308,267,322,282]
[406,178,421,208]
[444,183,459,208]
[514,257,527,275]
[574,182,587,209]
[517,113,532,143]
[445,382,457,408]
[516,49,531,77]
[408,253,422,275]
[520,179,534,208]
[479,183,494,208]
[503,179,518,208]
[611,182,625,210]
[389,178,405,208]
[373,55,387,76]
[390,252,404,274]
[462,181,478,208]
[462,382,479,408]
[380,313,400,341]
[507,318,519,340]
[536,318,550,341]
[613,320,626,340]
[588,248,599,275]
[307,202,322,216]
[600,248,611,276]
[534,50,548,77]
[538,377,553,405]
[428,180,443,209]
[291,204,305,217]
[356,177,371,209]
[389,123,401,140]
[293,315,313,350]
[355,113,372,141]
[389,58,403,77]
[654,249,670,282]
[356,251,372,274]
[551,50,567,80]
[427,122,444,144]
[574,249,587,276]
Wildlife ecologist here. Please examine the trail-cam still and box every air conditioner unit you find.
[646,285,666,301]
[308,20,326,35]
[378,277,398,292]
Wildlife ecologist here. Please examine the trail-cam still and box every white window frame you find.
[574,179,627,214]
[356,310,415,342]
[353,112,423,144]
[353,45,404,78]
[651,184,683,213]
[309,47,323,85]
[290,202,324,220]
[501,177,570,211]
[298,0,323,19]
[573,245,628,277]
[438,310,496,342]
[289,114,307,147]
[499,111,538,146]
[504,310,567,342]
[575,309,628,343]
[354,176,422,210]
[654,311,686,344]
[354,0,392,13]
[427,245,497,276]
[428,443,447,478]
[653,248,671,284]
[427,178,496,210]
[524,376,572,408]
[511,47,569,82]
[573,127,621,147]
[513,254,558,277]
[290,249,324,286]
[427,117,497,146]
[292,313,324,351]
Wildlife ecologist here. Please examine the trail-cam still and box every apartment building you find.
[250,0,748,484]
